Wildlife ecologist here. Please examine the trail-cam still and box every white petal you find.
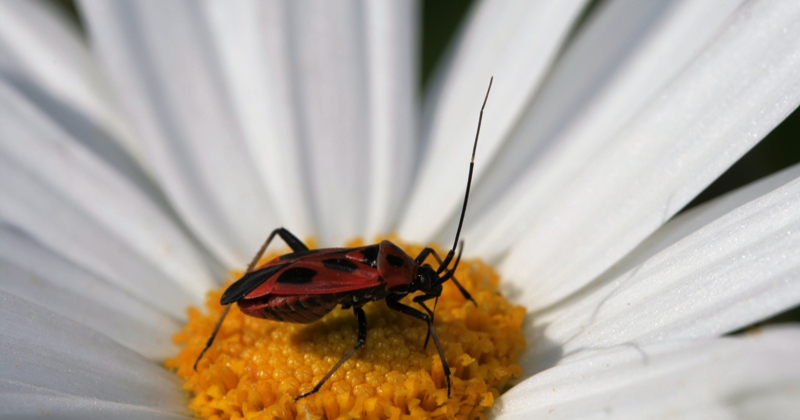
[0,83,213,318]
[399,0,588,243]
[596,163,800,286]
[282,1,378,244]
[200,1,314,238]
[362,0,417,238]
[0,226,180,360]
[0,0,140,167]
[0,383,191,419]
[201,1,418,244]
[79,0,279,266]
[495,327,800,419]
[499,0,800,310]
[466,0,745,260]
[0,292,188,415]
[527,168,800,373]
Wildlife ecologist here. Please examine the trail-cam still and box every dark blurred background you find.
[48,0,799,326]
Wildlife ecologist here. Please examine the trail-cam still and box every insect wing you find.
[220,262,290,305]
[220,249,343,304]
[222,247,383,304]
[266,256,382,295]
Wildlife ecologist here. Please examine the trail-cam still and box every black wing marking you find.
[220,262,290,305]
[276,267,317,284]
[358,245,380,268]
[322,258,358,273]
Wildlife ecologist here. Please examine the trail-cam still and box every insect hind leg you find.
[194,228,308,371]
[248,227,309,272]
[193,304,232,371]
[296,306,368,400]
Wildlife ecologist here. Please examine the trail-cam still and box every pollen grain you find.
[166,238,526,419]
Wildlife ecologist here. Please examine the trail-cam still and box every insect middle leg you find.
[296,306,368,401]
[247,227,309,272]
[386,295,452,397]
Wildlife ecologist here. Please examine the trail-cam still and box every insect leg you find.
[195,228,309,371]
[414,244,475,305]
[193,304,232,371]
[386,296,452,397]
[412,294,437,349]
[296,306,368,401]
[414,247,436,265]
[437,246,476,305]
[247,227,309,272]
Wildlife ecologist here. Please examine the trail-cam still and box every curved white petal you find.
[204,1,418,244]
[399,0,588,242]
[279,1,415,245]
[80,1,417,249]
[0,382,191,420]
[79,0,279,266]
[499,0,800,310]
[467,0,745,260]
[495,327,800,419]
[594,163,800,286]
[0,227,179,360]
[0,83,213,318]
[0,292,188,416]
[281,1,367,244]
[0,0,140,168]
[526,167,800,373]
[200,1,314,238]
[362,0,417,238]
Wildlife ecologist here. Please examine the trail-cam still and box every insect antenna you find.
[437,76,493,275]
[440,241,475,304]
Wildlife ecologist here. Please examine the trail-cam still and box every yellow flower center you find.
[167,237,526,419]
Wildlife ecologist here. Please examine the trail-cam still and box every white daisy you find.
[1,0,799,418]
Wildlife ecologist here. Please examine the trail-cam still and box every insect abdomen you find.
[239,294,338,323]
[238,287,389,324]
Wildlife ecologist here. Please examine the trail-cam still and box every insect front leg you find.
[414,246,476,305]
[247,227,309,272]
[414,247,437,265]
[386,295,452,397]
[412,294,438,349]
[296,306,368,401]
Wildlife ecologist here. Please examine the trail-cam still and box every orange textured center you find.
[167,238,526,419]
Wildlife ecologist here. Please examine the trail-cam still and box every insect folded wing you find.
[269,260,383,295]
[220,263,290,304]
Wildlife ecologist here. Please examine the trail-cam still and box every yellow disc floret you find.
[167,237,526,419]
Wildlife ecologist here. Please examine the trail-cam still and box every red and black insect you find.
[194,78,493,400]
